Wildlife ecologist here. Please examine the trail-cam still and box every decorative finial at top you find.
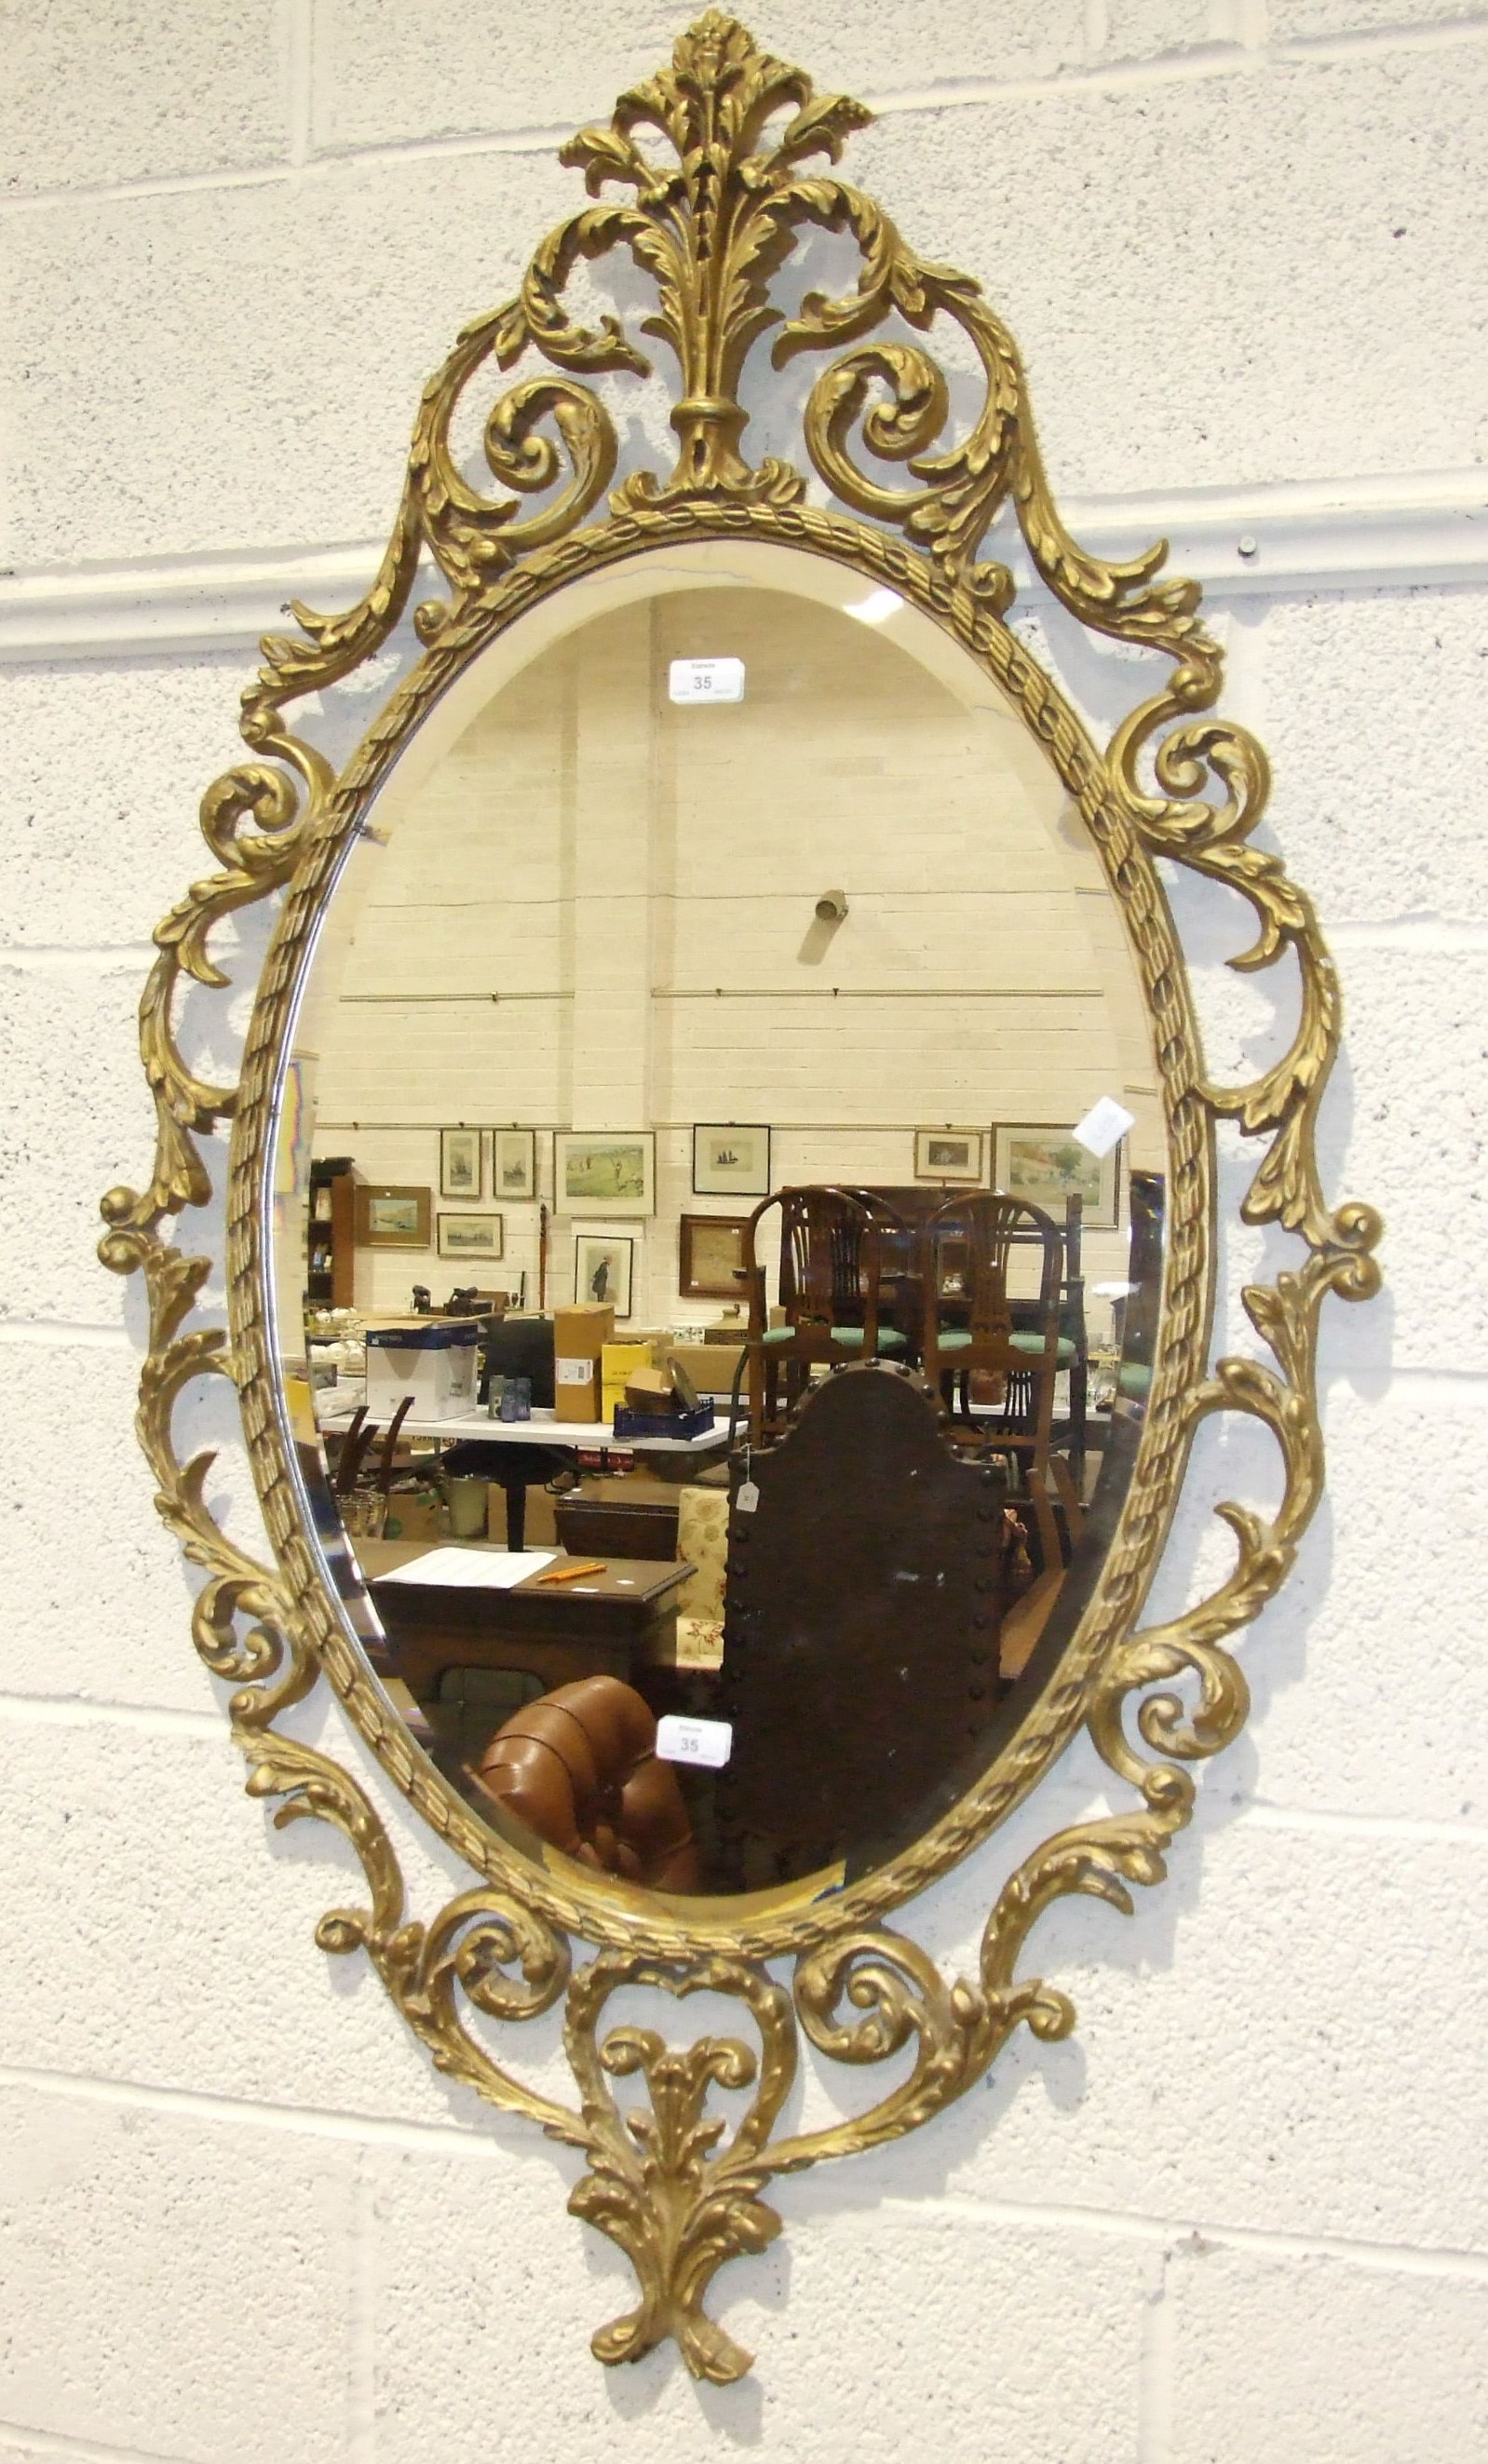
[495,11,876,502]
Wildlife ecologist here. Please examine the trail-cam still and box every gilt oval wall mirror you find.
[101,11,1380,2384]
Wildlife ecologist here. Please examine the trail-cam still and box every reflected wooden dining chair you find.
[741,1185,910,1443]
[920,1193,1083,1570]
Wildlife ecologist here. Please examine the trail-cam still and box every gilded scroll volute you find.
[101,11,1380,2381]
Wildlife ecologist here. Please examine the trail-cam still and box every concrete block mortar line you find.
[2,13,1487,220]
[0,945,158,972]
[1323,1369,1488,1403]
[287,0,315,171]
[347,2145,377,2464]
[1224,1801,1488,1848]
[151,13,1488,178]
[5,478,1484,662]
[925,2192,1488,2284]
[0,128,569,218]
[0,158,297,219]
[871,7,1488,99]
[0,1323,132,1352]
[1137,2242,1178,2464]
[3,2054,1485,2287]
[1327,918,1488,951]
[0,2421,185,2464]
[0,1694,224,1742]
[1279,11,1488,63]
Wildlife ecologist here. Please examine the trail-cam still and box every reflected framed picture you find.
[692,1122,771,1197]
[354,1185,432,1248]
[438,1212,504,1259]
[554,1131,655,1217]
[490,1128,537,1201]
[574,1232,633,1318]
[992,1122,1122,1230]
[913,1128,984,1185]
[678,1212,751,1299]
[440,1127,481,1199]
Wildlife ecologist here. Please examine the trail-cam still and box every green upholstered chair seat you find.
[1116,1362,1153,1399]
[757,1323,908,1356]
[829,1324,908,1354]
[1011,1331,1076,1366]
[936,1328,1075,1364]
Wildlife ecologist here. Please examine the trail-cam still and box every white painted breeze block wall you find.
[1,5,1485,2459]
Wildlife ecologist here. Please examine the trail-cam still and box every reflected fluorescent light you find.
[843,588,903,625]
[1093,1280,1137,1298]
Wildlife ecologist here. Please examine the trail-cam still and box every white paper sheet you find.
[374,1548,556,1590]
[1071,1095,1136,1158]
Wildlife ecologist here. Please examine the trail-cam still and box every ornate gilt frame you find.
[100,14,1380,2384]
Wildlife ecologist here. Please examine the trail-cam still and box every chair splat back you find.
[741,1185,907,1442]
[922,1193,1064,1415]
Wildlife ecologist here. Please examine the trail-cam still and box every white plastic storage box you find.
[363,1316,481,1422]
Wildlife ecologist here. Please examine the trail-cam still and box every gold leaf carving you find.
[101,11,1382,2381]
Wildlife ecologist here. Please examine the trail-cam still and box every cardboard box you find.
[553,1304,615,1360]
[586,1471,683,1509]
[553,1303,615,1422]
[601,1335,660,1425]
[486,1482,559,1549]
[364,1316,481,1421]
[665,1339,748,1398]
[625,1363,676,1406]
[380,1485,447,1542]
[554,1361,602,1421]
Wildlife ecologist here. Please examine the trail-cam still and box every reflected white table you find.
[315,1393,728,1455]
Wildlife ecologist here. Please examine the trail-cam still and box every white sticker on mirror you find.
[1072,1095,1136,1158]
[656,1713,733,1768]
[669,656,745,704]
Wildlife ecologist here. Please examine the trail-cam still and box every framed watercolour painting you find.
[554,1132,655,1217]
[491,1129,537,1201]
[574,1232,633,1317]
[678,1213,751,1300]
[354,1185,432,1249]
[992,1122,1122,1229]
[913,1128,984,1184]
[438,1212,504,1260]
[692,1122,771,1197]
[440,1128,481,1198]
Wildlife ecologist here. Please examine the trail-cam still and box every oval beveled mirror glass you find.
[273,539,1167,1901]
[103,8,1381,2379]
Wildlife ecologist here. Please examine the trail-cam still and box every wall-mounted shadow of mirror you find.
[271,540,1167,1902]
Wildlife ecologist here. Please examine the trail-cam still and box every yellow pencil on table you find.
[535,1559,607,1585]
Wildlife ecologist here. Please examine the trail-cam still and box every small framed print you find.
[692,1122,772,1198]
[992,1122,1122,1230]
[440,1127,481,1199]
[554,1131,655,1217]
[678,1213,751,1299]
[913,1128,984,1185]
[438,1212,504,1260]
[491,1128,537,1201]
[355,1185,432,1248]
[574,1231,633,1318]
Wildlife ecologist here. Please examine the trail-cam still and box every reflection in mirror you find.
[272,543,1167,1902]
